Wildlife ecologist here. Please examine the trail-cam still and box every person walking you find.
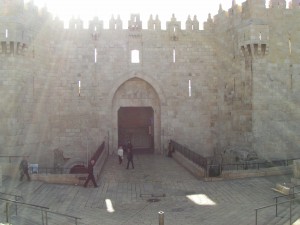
[126,148,134,169]
[84,160,98,188]
[117,146,124,164]
[19,156,31,181]
[127,141,132,152]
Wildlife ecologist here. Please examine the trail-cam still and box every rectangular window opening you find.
[189,80,192,97]
[94,48,97,63]
[5,29,8,38]
[259,32,262,41]
[173,48,176,63]
[131,50,140,63]
[78,80,81,96]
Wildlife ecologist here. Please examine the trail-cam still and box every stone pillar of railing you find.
[291,160,300,185]
[0,165,2,187]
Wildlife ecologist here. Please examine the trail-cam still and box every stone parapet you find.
[293,159,300,179]
[0,165,2,187]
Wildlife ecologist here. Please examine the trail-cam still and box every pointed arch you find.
[107,72,166,154]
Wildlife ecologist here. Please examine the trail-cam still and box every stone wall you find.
[0,0,300,166]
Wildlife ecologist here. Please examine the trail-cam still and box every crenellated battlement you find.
[0,0,300,59]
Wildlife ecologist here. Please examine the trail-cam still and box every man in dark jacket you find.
[19,156,31,181]
[84,160,98,188]
[126,148,134,169]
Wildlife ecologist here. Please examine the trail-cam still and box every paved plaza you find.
[0,154,297,225]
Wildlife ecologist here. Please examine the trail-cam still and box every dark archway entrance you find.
[118,107,154,153]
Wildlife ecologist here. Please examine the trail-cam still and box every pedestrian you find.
[19,156,31,181]
[126,148,134,169]
[117,145,124,164]
[168,141,173,157]
[84,159,98,188]
[127,141,132,152]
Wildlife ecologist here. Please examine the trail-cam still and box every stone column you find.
[0,165,2,187]
[293,160,300,179]
[292,160,300,185]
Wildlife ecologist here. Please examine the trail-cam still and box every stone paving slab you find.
[0,154,298,225]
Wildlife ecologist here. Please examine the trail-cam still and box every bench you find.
[271,183,294,198]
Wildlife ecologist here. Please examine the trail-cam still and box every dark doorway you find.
[118,107,154,153]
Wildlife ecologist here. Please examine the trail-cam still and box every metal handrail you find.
[0,197,80,224]
[45,210,81,225]
[170,140,207,170]
[255,194,300,225]
[221,159,296,171]
[170,140,300,178]
[0,196,49,223]
[0,192,23,215]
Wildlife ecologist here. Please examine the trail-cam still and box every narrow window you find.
[154,24,156,30]
[5,29,8,38]
[173,48,176,63]
[94,48,97,63]
[75,24,77,29]
[233,78,236,92]
[289,38,292,55]
[114,23,117,30]
[189,80,192,97]
[94,26,97,32]
[131,50,139,63]
[78,80,81,96]
[259,32,262,41]
[173,27,176,33]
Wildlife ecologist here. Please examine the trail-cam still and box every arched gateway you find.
[108,73,165,154]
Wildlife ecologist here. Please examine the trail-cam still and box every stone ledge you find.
[172,151,293,181]
[172,152,206,179]
[31,173,86,185]
[2,148,108,186]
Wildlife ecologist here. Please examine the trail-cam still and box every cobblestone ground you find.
[0,154,296,225]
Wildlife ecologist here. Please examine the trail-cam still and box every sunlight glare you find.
[186,194,216,206]
[292,219,300,225]
[24,0,246,29]
[105,199,115,213]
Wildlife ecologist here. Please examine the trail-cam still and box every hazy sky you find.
[24,0,246,29]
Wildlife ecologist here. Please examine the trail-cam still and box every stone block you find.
[293,160,300,179]
[0,165,2,187]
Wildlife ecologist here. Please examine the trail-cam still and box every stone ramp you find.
[0,154,297,225]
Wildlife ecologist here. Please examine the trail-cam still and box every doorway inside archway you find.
[118,107,154,153]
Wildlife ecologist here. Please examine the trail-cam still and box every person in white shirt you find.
[117,146,124,164]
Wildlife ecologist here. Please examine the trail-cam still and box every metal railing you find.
[169,140,300,178]
[255,192,300,225]
[0,196,81,225]
[0,192,23,216]
[0,196,49,224]
[170,140,207,171]
[44,210,81,225]
[222,159,296,171]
